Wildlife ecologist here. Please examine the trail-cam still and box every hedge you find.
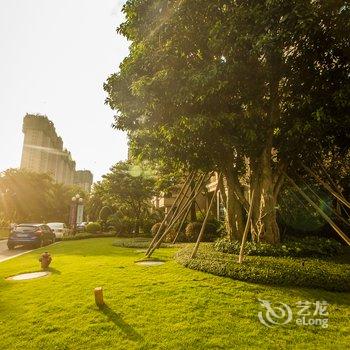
[61,232,115,241]
[112,237,182,249]
[85,222,102,234]
[214,236,345,258]
[175,244,350,292]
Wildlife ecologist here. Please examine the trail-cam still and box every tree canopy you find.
[105,0,350,243]
[0,169,86,224]
[87,161,157,234]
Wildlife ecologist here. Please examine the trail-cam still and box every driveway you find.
[0,239,35,263]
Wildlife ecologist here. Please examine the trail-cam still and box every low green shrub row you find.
[214,236,344,258]
[112,237,182,249]
[85,222,102,234]
[175,244,350,292]
[61,232,115,241]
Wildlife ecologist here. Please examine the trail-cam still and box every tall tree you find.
[87,161,156,234]
[0,169,85,223]
[105,0,350,243]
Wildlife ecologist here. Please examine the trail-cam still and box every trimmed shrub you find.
[214,236,345,258]
[61,232,114,241]
[85,222,102,234]
[175,244,350,292]
[185,221,220,242]
[112,237,183,249]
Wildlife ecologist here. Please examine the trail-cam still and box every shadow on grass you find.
[99,304,142,341]
[48,267,61,275]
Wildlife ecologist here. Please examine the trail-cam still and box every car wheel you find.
[7,243,14,250]
[51,236,56,244]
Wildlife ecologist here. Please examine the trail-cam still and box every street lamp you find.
[70,194,84,232]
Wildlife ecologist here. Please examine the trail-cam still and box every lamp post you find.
[70,194,83,232]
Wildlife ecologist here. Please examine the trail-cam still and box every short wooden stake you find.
[94,287,104,307]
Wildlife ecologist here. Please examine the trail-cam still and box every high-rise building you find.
[20,114,93,191]
[74,170,93,193]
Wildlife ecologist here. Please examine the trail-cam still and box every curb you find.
[0,241,61,263]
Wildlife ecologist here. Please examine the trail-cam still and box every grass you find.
[0,238,349,349]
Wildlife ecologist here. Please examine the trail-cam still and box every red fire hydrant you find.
[39,252,52,270]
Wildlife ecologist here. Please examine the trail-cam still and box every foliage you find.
[85,222,101,234]
[0,168,86,224]
[0,227,9,239]
[99,206,113,222]
[86,161,156,235]
[108,214,138,236]
[105,0,350,244]
[61,232,114,241]
[112,237,179,249]
[185,221,221,242]
[176,244,350,292]
[214,236,345,258]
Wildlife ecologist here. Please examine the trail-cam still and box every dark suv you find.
[7,224,55,250]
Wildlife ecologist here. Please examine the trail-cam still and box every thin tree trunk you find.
[224,171,244,241]
[260,143,280,244]
[250,160,263,242]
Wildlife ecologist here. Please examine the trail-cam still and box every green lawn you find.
[0,238,349,350]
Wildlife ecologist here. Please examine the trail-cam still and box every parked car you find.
[7,224,55,250]
[76,222,87,232]
[47,222,69,238]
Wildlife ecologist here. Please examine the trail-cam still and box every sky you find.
[0,0,129,181]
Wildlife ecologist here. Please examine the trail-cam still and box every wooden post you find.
[301,163,350,210]
[169,172,196,226]
[94,287,104,307]
[285,173,350,246]
[146,171,195,256]
[172,202,192,244]
[191,173,222,259]
[147,173,210,257]
[238,189,255,263]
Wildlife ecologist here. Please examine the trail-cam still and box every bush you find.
[107,214,136,236]
[185,221,220,242]
[214,236,345,258]
[85,222,102,234]
[112,237,182,249]
[175,244,350,292]
[141,219,155,236]
[61,232,115,241]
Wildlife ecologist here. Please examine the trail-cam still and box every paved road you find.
[0,239,34,263]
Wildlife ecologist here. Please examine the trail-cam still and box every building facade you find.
[20,114,93,191]
[74,170,94,193]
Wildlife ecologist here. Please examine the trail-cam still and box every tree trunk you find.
[260,145,280,244]
[190,179,197,221]
[250,160,263,242]
[224,171,244,241]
